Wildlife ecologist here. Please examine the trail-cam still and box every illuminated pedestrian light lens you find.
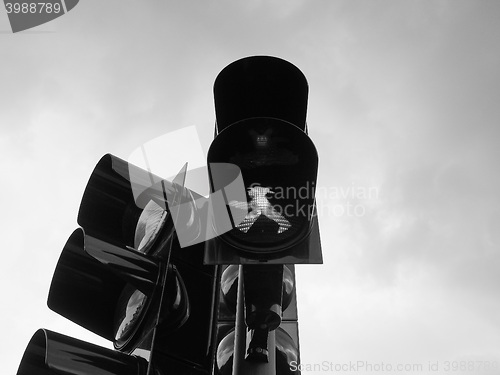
[233,187,291,234]
[227,185,304,250]
[208,117,317,256]
[114,287,148,341]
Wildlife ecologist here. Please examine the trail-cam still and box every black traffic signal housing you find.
[17,154,220,375]
[206,56,317,375]
[16,55,320,375]
[48,154,193,353]
[213,55,309,134]
[17,329,149,375]
[205,56,322,265]
[214,265,300,375]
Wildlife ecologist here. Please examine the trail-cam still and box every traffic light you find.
[16,153,218,374]
[15,55,320,375]
[205,56,320,374]
[205,56,322,265]
[214,265,300,375]
[17,329,149,375]
[48,154,194,353]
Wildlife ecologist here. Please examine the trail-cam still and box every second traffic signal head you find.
[214,264,301,374]
[17,329,149,375]
[48,228,189,352]
[205,57,322,264]
[76,154,201,253]
[47,154,195,353]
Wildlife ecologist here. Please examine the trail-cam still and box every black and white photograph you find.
[2,1,500,374]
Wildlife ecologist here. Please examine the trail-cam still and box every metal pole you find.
[233,265,276,375]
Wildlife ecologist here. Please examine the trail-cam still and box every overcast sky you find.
[2,1,500,374]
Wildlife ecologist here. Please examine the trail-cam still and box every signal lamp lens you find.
[282,265,294,310]
[114,286,148,342]
[209,118,317,253]
[113,199,168,344]
[275,327,299,373]
[216,328,235,375]
[235,186,291,234]
[227,185,305,252]
[215,327,299,375]
[134,199,169,253]
[220,265,239,313]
